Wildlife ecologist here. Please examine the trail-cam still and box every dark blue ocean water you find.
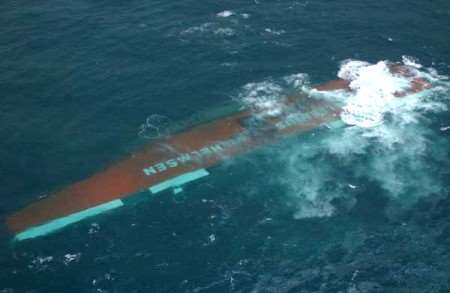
[1,0,450,292]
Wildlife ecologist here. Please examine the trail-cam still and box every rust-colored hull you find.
[5,71,431,240]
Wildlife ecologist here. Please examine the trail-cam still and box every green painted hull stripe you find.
[149,169,210,194]
[326,119,347,129]
[15,199,124,241]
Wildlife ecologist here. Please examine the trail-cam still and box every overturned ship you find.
[5,63,431,241]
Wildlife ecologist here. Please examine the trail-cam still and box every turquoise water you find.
[1,0,450,292]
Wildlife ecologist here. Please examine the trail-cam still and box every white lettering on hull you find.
[142,141,240,176]
[143,166,157,176]
[142,107,333,177]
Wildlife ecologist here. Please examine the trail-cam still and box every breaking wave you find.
[240,58,450,219]
[339,60,411,128]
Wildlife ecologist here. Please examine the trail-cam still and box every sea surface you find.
[1,0,450,292]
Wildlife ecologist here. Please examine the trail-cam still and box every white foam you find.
[217,10,234,18]
[238,81,285,117]
[268,59,450,218]
[237,74,310,118]
[339,61,411,128]
[402,55,422,69]
[28,255,53,272]
[337,60,371,81]
[264,28,286,36]
[63,253,81,265]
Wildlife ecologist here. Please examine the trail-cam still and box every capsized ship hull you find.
[5,68,431,241]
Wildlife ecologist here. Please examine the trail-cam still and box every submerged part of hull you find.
[6,64,430,241]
